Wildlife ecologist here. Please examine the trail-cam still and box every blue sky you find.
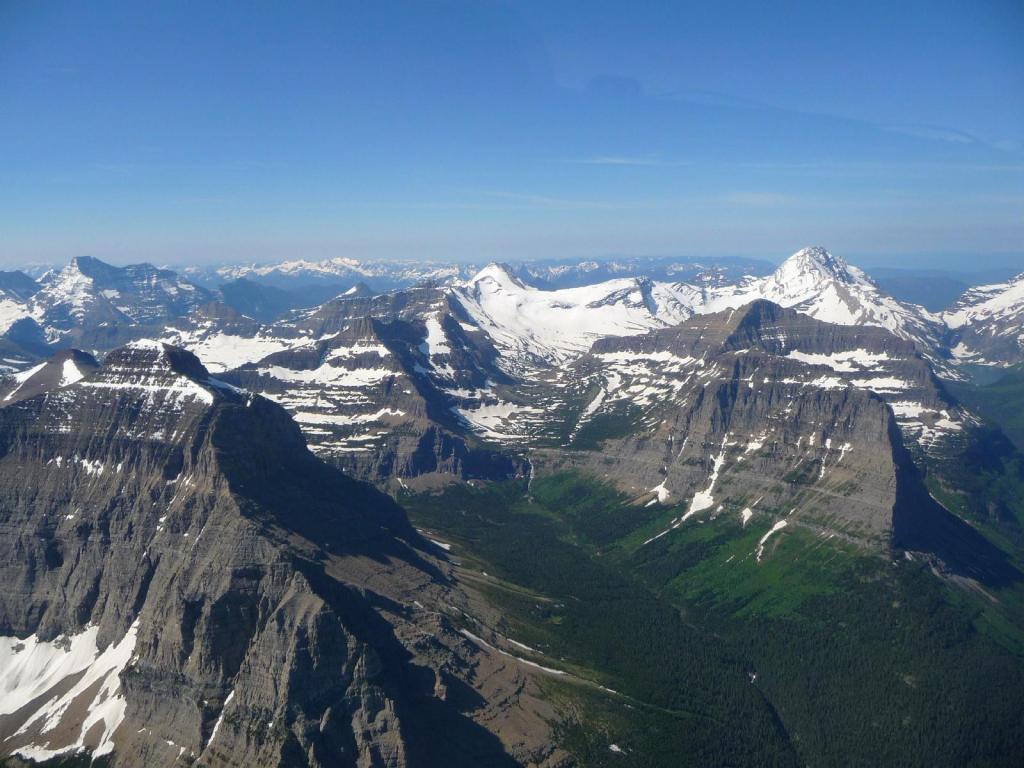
[1,0,1022,269]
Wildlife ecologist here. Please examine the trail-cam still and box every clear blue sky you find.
[2,0,1022,269]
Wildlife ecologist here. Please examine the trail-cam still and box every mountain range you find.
[0,247,1023,766]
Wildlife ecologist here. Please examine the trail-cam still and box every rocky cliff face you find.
[214,287,526,487]
[541,302,1018,583]
[0,342,559,766]
[549,302,905,542]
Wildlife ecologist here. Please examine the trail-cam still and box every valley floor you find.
[402,473,1024,767]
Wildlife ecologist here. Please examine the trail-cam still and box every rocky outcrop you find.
[0,342,558,766]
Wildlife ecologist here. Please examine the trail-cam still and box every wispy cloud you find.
[91,160,285,173]
[476,190,636,209]
[555,155,690,168]
[716,192,805,207]
[885,124,977,144]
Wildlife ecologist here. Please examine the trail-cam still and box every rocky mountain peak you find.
[465,262,528,293]
[774,246,854,285]
[68,254,121,281]
[97,340,239,406]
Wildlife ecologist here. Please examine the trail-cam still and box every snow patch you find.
[1,620,140,760]
[756,520,789,563]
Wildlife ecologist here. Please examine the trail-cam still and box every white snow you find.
[80,378,215,405]
[756,520,789,563]
[3,362,47,401]
[0,298,32,334]
[649,479,670,504]
[458,629,566,676]
[507,638,537,653]
[785,348,890,372]
[944,272,1024,329]
[326,342,390,360]
[59,359,85,387]
[292,408,405,425]
[160,330,301,372]
[207,690,235,747]
[453,264,698,371]
[451,400,543,441]
[683,438,729,520]
[850,376,911,393]
[258,364,393,387]
[889,401,928,419]
[743,433,767,454]
[422,315,451,356]
[1,620,140,760]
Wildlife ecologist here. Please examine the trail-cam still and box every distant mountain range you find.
[2,247,1024,766]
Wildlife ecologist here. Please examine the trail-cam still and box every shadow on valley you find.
[892,439,1023,588]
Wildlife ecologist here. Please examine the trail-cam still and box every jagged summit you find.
[464,261,530,292]
[758,246,863,307]
[780,246,853,280]
[700,246,947,356]
[67,254,126,281]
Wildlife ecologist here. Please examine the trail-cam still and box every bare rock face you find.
[220,287,525,487]
[547,302,902,542]
[544,302,1020,583]
[0,342,555,766]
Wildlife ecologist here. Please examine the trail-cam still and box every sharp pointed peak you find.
[467,262,527,288]
[780,246,850,275]
[68,255,115,273]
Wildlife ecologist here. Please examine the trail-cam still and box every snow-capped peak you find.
[464,262,529,293]
[944,272,1024,329]
[942,272,1024,366]
[697,247,946,357]
[776,246,853,283]
[452,268,698,372]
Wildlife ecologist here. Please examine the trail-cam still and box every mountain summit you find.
[702,247,948,358]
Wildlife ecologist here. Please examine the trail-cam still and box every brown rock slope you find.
[0,341,559,767]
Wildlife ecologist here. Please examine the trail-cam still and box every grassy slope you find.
[403,472,1024,767]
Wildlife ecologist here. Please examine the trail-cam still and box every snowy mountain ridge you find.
[699,246,949,358]
[943,272,1024,366]
[451,263,700,371]
[0,247,1019,375]
[449,247,951,373]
